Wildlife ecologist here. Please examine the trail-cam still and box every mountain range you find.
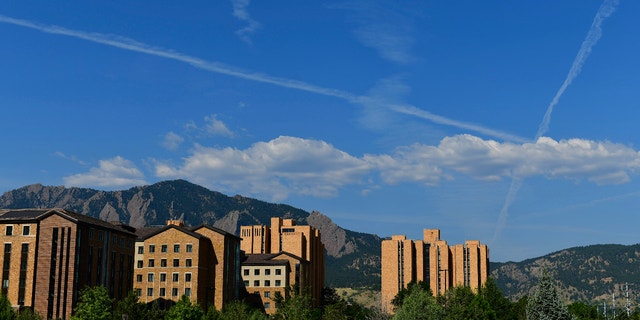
[1,179,638,303]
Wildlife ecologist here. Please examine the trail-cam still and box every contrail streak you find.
[493,0,619,244]
[0,14,524,142]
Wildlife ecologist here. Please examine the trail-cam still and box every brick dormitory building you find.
[381,228,490,313]
[0,209,325,318]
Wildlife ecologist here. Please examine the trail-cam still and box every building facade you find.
[240,217,324,309]
[241,252,308,315]
[0,208,136,320]
[381,229,489,313]
[133,220,241,310]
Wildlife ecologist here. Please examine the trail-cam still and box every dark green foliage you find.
[113,291,148,320]
[164,295,204,320]
[71,286,112,320]
[146,300,166,319]
[15,308,44,320]
[273,286,321,320]
[391,281,431,310]
[481,278,514,320]
[510,296,529,320]
[321,288,372,320]
[526,270,572,320]
[393,284,444,320]
[0,292,15,320]
[567,301,599,320]
[219,300,268,320]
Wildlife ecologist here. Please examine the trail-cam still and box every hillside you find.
[491,244,640,303]
[0,180,381,289]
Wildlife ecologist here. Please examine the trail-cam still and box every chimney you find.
[166,219,184,227]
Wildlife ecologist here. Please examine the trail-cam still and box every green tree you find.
[113,291,147,320]
[71,286,112,320]
[273,286,320,320]
[146,300,166,320]
[0,292,15,320]
[481,278,514,320]
[219,300,267,320]
[391,281,431,311]
[526,270,572,320]
[439,286,476,320]
[393,284,443,320]
[164,295,204,320]
[16,308,44,320]
[511,296,529,320]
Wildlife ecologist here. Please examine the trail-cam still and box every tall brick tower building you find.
[381,229,489,313]
[240,217,324,308]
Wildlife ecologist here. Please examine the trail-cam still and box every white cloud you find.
[231,0,262,44]
[162,132,184,150]
[53,151,88,165]
[64,156,147,188]
[154,134,640,201]
[155,136,371,200]
[204,114,234,137]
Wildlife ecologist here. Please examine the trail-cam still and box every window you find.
[159,288,166,297]
[149,245,155,253]
[173,244,180,253]
[244,280,249,286]
[160,273,167,282]
[147,273,154,282]
[148,259,155,267]
[275,269,282,275]
[265,280,270,287]
[5,226,12,236]
[275,280,281,287]
[173,259,179,267]
[186,259,192,267]
[136,275,142,282]
[254,269,260,276]
[161,259,167,267]
[98,231,103,240]
[265,268,271,275]
[254,280,259,286]
[172,288,178,297]
[186,244,192,252]
[185,288,191,297]
[22,226,30,236]
[161,244,167,253]
[264,302,271,309]
[89,229,94,239]
[185,273,191,282]
[135,289,142,297]
[136,260,143,268]
[243,269,249,276]
[264,291,271,298]
[172,273,179,282]
[137,246,144,254]
[147,288,153,297]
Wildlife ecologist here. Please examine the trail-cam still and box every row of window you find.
[137,287,191,298]
[244,279,282,287]
[136,272,192,283]
[137,244,193,254]
[88,229,134,248]
[136,258,193,268]
[243,268,282,276]
[4,225,30,236]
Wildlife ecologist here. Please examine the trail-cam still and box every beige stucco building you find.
[381,229,489,313]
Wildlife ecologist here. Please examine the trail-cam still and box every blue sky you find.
[1,0,639,262]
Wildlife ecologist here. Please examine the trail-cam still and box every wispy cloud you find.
[53,151,88,165]
[154,134,640,201]
[63,156,147,189]
[204,114,234,137]
[0,14,519,142]
[231,0,262,44]
[339,1,418,64]
[495,0,619,244]
[162,132,184,151]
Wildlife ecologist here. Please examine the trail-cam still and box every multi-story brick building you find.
[133,220,241,310]
[240,217,324,309]
[0,208,137,320]
[240,252,308,315]
[381,229,489,313]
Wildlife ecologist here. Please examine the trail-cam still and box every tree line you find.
[2,271,639,319]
